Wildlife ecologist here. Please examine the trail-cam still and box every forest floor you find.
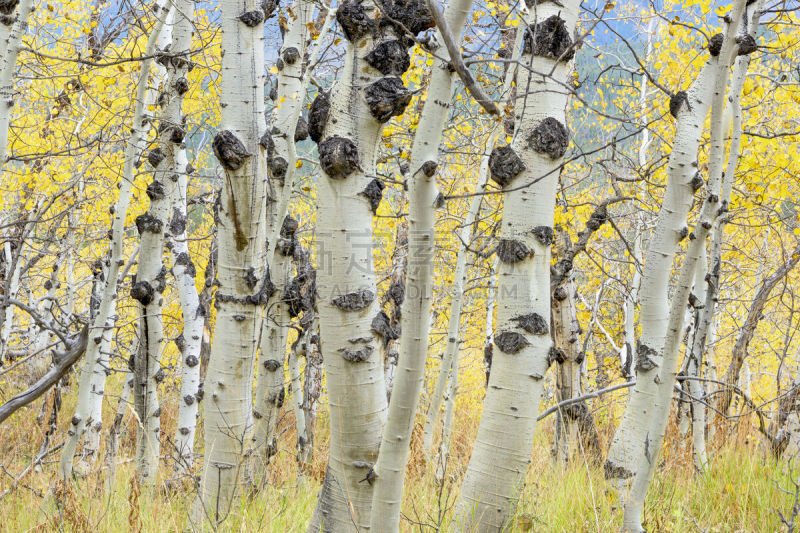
[0,380,796,532]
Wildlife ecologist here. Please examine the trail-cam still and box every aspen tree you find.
[194,0,270,524]
[306,0,429,527]
[129,2,191,483]
[368,0,480,526]
[60,2,171,480]
[604,0,752,487]
[158,0,198,473]
[0,0,32,169]
[456,1,580,529]
[251,0,332,480]
[619,3,763,530]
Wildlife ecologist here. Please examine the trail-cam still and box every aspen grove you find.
[2,0,800,531]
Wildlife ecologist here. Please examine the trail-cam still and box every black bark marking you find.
[239,9,265,27]
[174,76,189,95]
[319,136,360,179]
[270,156,288,179]
[148,148,166,168]
[690,173,704,192]
[0,1,19,16]
[336,0,375,42]
[339,344,374,362]
[131,280,154,306]
[282,46,300,65]
[548,346,566,366]
[261,0,279,19]
[388,278,405,305]
[377,0,434,36]
[371,310,400,344]
[669,91,688,119]
[489,145,526,188]
[708,33,723,56]
[495,331,529,354]
[636,341,658,373]
[736,34,757,55]
[522,15,575,62]
[263,359,282,372]
[169,208,187,236]
[421,160,437,177]
[585,207,609,231]
[553,286,568,301]
[604,460,634,480]
[309,92,330,143]
[135,213,162,235]
[364,77,412,123]
[528,117,569,159]
[146,180,166,201]
[512,313,549,335]
[174,252,196,278]
[281,215,299,239]
[360,178,385,214]
[531,226,554,246]
[294,116,309,142]
[365,39,411,75]
[282,277,303,317]
[332,288,375,311]
[496,239,533,263]
[213,130,251,171]
[185,355,199,368]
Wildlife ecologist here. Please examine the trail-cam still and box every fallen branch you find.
[0,326,88,425]
[537,380,635,421]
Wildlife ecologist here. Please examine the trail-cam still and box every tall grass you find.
[0,377,796,532]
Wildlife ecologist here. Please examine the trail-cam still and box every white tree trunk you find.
[421,22,524,454]
[0,241,23,359]
[194,0,269,525]
[59,2,171,480]
[0,0,33,167]
[129,1,195,483]
[368,0,475,527]
[105,371,133,492]
[456,3,579,529]
[620,5,760,530]
[307,0,423,528]
[250,252,291,483]
[161,0,199,472]
[169,147,203,473]
[250,0,330,482]
[605,3,744,484]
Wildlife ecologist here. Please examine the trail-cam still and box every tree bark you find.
[194,0,269,525]
[59,1,171,480]
[307,0,423,528]
[456,2,580,529]
[0,0,33,168]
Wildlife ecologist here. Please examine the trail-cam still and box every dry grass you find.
[0,374,796,532]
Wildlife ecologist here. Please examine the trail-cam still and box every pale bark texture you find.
[620,5,761,530]
[368,0,474,527]
[130,1,192,481]
[194,0,269,525]
[421,22,524,455]
[685,39,753,469]
[307,0,427,528]
[0,0,33,168]
[250,0,325,481]
[160,0,198,472]
[456,2,579,529]
[604,2,748,487]
[59,2,170,480]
